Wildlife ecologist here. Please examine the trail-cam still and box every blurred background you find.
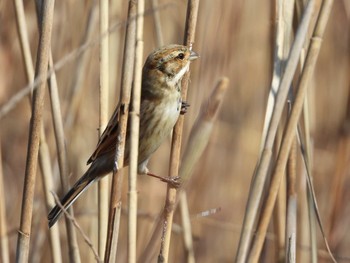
[0,0,349,262]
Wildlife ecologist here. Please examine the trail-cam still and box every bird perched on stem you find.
[48,44,199,227]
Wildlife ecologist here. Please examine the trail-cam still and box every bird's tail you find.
[48,169,96,228]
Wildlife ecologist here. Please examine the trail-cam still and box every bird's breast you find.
[137,90,181,163]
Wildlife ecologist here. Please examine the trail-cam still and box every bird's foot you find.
[146,172,181,188]
[180,101,190,115]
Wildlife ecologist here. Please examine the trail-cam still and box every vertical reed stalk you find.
[13,0,65,262]
[98,0,110,258]
[127,0,145,262]
[104,1,136,262]
[0,139,9,263]
[16,0,55,261]
[286,135,297,263]
[158,0,200,262]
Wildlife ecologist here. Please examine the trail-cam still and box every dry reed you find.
[98,0,109,258]
[104,1,136,262]
[16,0,55,261]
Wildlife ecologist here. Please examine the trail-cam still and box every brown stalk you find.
[286,133,297,263]
[273,127,286,262]
[13,0,65,262]
[104,1,136,262]
[158,0,200,262]
[15,0,55,262]
[98,0,110,258]
[128,0,145,262]
[248,0,335,261]
[235,1,314,261]
[35,1,80,260]
[0,139,9,263]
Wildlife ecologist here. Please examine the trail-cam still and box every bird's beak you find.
[189,50,200,61]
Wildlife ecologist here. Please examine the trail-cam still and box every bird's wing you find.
[87,103,121,164]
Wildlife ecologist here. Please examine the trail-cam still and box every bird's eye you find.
[177,53,185,60]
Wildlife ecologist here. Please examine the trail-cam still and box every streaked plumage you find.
[48,44,199,227]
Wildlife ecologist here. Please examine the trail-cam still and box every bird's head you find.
[143,44,199,88]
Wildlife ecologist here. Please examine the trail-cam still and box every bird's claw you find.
[180,101,190,115]
[160,176,181,188]
[146,172,181,188]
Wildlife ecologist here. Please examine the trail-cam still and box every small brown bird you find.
[48,44,199,227]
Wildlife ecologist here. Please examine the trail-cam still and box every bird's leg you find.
[146,172,181,188]
[180,101,190,115]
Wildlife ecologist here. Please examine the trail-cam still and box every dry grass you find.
[0,0,349,262]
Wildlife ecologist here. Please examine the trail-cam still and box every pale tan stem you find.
[158,0,200,262]
[98,0,110,258]
[104,1,136,262]
[128,0,145,262]
[16,0,55,261]
[0,139,9,263]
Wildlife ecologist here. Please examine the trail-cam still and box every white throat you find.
[168,62,189,87]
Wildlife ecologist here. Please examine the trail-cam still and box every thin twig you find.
[51,192,102,263]
[297,126,337,263]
